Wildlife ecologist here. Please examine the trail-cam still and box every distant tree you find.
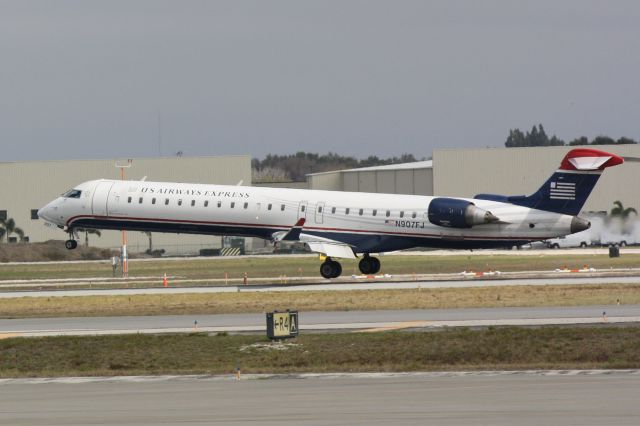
[505,129,526,147]
[76,228,102,247]
[592,136,616,145]
[0,218,24,243]
[252,152,424,182]
[568,136,589,146]
[610,200,637,219]
[504,124,564,147]
[252,166,291,183]
[144,231,153,254]
[616,137,637,145]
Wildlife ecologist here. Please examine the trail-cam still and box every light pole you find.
[115,159,132,278]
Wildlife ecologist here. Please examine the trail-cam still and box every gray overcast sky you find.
[1,1,639,162]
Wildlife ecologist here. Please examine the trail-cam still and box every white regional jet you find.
[38,148,623,278]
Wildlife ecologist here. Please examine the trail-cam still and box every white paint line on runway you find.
[1,369,639,385]
[1,274,639,298]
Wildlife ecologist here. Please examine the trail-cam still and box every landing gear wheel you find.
[358,255,380,275]
[65,239,78,250]
[320,259,342,279]
[369,257,381,274]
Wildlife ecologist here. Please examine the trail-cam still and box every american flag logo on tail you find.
[549,181,575,200]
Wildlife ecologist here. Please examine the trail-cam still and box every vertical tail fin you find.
[508,148,623,215]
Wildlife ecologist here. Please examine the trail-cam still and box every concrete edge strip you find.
[1,369,640,385]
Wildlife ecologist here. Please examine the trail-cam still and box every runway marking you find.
[359,321,428,333]
[1,369,639,385]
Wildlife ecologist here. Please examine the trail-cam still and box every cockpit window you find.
[62,189,82,198]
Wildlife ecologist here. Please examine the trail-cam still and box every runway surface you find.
[1,371,639,425]
[1,273,639,298]
[2,305,639,337]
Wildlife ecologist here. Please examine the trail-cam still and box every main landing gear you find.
[358,254,380,275]
[320,254,382,279]
[320,257,342,279]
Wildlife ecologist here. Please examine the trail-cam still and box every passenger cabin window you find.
[165,199,169,205]
[412,212,417,218]
[204,200,209,207]
[178,199,183,206]
[331,207,336,214]
[318,206,323,213]
[127,197,132,203]
[191,200,195,206]
[268,204,272,210]
[359,208,363,216]
[301,205,305,212]
[231,202,235,208]
[62,189,82,199]
[139,197,143,204]
[244,202,248,209]
[400,211,404,218]
[152,198,156,205]
[372,209,377,216]
[217,201,222,208]
[281,204,285,211]
[386,210,390,217]
[345,208,350,215]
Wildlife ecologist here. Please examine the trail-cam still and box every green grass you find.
[1,253,639,281]
[1,327,639,377]
[1,284,638,318]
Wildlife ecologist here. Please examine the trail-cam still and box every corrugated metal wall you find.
[433,146,640,213]
[0,155,251,254]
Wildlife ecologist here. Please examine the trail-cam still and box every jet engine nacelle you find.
[428,197,499,229]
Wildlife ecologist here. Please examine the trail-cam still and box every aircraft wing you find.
[272,219,356,259]
[306,241,357,259]
[300,233,357,259]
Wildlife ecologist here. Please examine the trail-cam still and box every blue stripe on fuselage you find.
[69,217,534,252]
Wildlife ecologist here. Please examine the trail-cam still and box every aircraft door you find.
[107,182,128,217]
[298,201,308,220]
[315,202,325,224]
[92,181,114,216]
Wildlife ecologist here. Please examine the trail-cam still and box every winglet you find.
[273,218,306,242]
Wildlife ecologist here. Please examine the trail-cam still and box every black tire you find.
[358,257,372,274]
[580,242,588,248]
[330,261,342,278]
[620,241,627,247]
[369,257,381,274]
[65,240,78,250]
[320,261,334,279]
[552,243,560,249]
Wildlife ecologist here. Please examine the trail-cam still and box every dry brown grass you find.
[2,283,639,318]
[2,327,639,377]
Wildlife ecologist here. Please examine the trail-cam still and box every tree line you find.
[505,124,638,148]
[252,152,424,182]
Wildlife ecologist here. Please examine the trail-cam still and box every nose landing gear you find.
[65,229,78,250]
[320,258,342,279]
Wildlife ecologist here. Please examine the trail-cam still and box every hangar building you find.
[0,155,251,254]
[307,145,640,214]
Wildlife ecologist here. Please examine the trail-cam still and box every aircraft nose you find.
[37,202,57,223]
